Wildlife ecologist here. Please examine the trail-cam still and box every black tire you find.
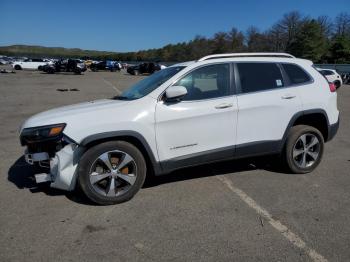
[334,80,341,89]
[14,65,22,70]
[284,125,324,174]
[74,68,82,74]
[78,141,146,205]
[133,70,139,76]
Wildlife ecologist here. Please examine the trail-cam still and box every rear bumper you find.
[327,117,339,142]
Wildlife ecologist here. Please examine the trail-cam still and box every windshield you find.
[114,66,185,100]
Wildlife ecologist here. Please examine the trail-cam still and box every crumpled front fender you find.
[50,144,84,191]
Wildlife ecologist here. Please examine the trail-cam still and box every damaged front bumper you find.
[24,143,82,191]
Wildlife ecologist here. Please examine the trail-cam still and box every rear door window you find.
[282,63,311,84]
[237,63,284,94]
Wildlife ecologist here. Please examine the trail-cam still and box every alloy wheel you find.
[89,150,137,197]
[292,133,320,169]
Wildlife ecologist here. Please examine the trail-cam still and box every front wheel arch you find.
[80,132,161,176]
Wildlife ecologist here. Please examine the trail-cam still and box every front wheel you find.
[284,125,324,174]
[78,141,146,205]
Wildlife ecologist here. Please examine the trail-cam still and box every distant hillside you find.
[0,45,120,59]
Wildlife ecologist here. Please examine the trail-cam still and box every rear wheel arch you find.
[283,110,330,144]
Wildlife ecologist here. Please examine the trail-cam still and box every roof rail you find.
[198,53,295,61]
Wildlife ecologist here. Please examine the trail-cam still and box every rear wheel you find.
[133,70,139,76]
[14,65,22,70]
[284,125,324,174]
[78,141,146,205]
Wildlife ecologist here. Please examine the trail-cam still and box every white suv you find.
[19,53,339,205]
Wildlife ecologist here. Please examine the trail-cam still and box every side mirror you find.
[165,86,188,102]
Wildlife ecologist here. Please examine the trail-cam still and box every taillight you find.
[329,82,336,92]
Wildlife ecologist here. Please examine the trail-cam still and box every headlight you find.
[20,123,66,144]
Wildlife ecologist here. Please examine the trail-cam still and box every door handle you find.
[281,94,296,99]
[215,103,233,109]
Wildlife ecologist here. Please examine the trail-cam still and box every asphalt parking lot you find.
[0,67,349,262]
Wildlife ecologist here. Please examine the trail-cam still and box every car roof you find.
[198,52,295,61]
[171,53,312,69]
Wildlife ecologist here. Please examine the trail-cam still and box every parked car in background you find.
[0,56,13,65]
[12,58,50,70]
[42,59,87,74]
[90,60,122,72]
[127,62,162,75]
[84,60,94,67]
[317,68,342,89]
[341,72,350,85]
[19,52,339,205]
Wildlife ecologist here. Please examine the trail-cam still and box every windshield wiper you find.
[113,95,130,100]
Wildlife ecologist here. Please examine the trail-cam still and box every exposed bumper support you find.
[24,144,82,191]
[25,152,49,165]
[35,173,52,183]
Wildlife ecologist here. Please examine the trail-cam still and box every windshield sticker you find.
[276,79,282,86]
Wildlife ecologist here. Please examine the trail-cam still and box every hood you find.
[20,95,157,145]
[20,99,127,131]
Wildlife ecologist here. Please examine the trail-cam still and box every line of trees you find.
[118,11,350,63]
